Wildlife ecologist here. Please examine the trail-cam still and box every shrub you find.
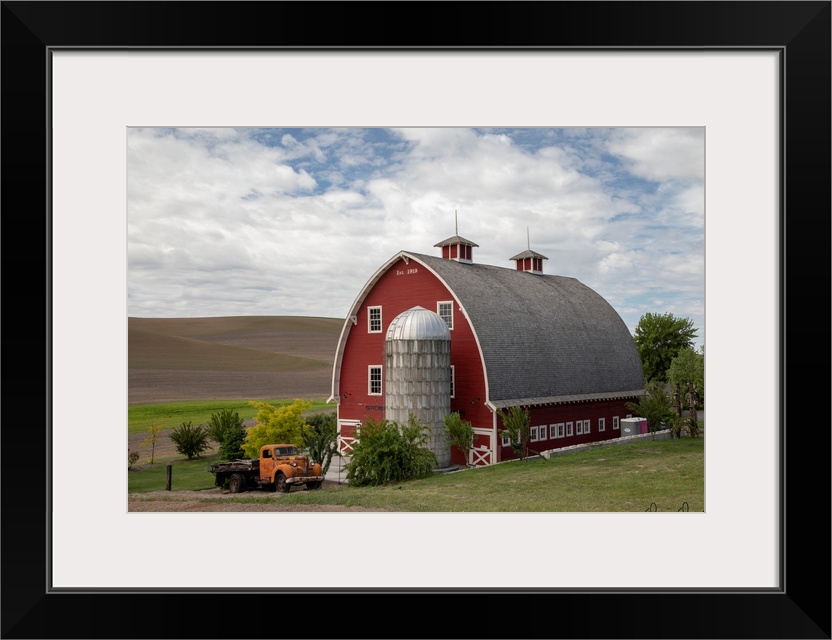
[301,411,339,475]
[128,450,140,469]
[444,411,474,466]
[665,415,702,439]
[497,405,531,460]
[218,421,247,461]
[169,421,211,460]
[626,379,675,435]
[243,399,311,458]
[345,414,436,487]
[205,408,247,460]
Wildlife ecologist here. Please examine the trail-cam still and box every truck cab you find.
[259,444,324,492]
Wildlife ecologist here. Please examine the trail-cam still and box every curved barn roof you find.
[406,252,644,408]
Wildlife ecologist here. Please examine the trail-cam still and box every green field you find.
[129,435,705,512]
[128,397,333,435]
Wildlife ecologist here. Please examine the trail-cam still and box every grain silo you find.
[385,306,452,468]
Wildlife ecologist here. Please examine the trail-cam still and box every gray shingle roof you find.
[406,252,644,406]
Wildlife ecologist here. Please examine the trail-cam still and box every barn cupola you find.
[434,210,478,264]
[510,228,548,274]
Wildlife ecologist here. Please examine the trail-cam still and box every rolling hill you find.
[128,316,343,404]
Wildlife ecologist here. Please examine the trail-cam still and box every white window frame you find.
[368,306,382,333]
[583,419,591,435]
[537,424,547,441]
[437,301,454,329]
[566,421,573,437]
[613,416,620,430]
[530,426,539,442]
[501,434,510,447]
[576,420,584,435]
[599,417,606,432]
[450,365,455,399]
[554,423,565,439]
[368,365,382,395]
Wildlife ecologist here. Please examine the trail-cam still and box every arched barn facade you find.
[328,232,645,467]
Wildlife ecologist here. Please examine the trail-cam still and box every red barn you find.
[328,231,645,467]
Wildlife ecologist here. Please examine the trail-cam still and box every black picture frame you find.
[2,2,829,638]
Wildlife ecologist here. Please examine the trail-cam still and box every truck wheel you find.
[306,481,322,490]
[275,473,290,493]
[228,473,245,494]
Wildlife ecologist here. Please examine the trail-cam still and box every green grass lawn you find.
[128,397,333,434]
[129,435,705,512]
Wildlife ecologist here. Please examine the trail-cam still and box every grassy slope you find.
[129,436,705,512]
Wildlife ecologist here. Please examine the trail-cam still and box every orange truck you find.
[208,444,324,494]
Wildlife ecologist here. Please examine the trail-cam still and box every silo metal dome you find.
[385,305,451,341]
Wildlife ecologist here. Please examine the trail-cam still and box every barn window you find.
[368,366,382,395]
[450,365,455,398]
[501,434,510,447]
[530,426,538,442]
[566,421,574,437]
[537,425,547,441]
[437,301,454,329]
[598,417,606,432]
[583,419,591,434]
[576,421,583,435]
[368,306,382,333]
[613,416,620,430]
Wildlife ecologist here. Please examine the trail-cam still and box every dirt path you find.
[128,483,387,512]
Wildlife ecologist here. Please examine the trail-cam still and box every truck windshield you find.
[276,447,298,456]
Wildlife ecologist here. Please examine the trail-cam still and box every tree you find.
[633,312,698,383]
[301,411,340,476]
[242,399,312,458]
[142,423,162,465]
[497,405,531,460]
[667,347,704,422]
[344,414,436,486]
[204,408,247,460]
[625,379,675,436]
[169,421,211,459]
[444,411,475,467]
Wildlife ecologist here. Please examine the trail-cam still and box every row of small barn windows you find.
[368,303,454,332]
[369,365,455,396]
[500,416,632,447]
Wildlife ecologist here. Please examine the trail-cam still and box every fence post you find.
[166,465,172,491]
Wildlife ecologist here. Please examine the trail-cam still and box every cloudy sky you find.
[127,127,704,350]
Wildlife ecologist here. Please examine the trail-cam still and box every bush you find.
[444,411,474,466]
[243,399,311,458]
[169,421,211,460]
[206,408,247,460]
[497,405,531,460]
[626,379,675,435]
[666,415,702,439]
[345,414,436,487]
[302,411,339,475]
[128,450,140,469]
[218,421,247,461]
